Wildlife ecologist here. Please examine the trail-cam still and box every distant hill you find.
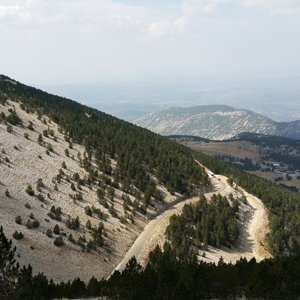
[135,105,300,140]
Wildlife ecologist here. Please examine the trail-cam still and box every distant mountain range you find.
[135,105,300,140]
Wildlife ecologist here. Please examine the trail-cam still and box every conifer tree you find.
[0,226,20,300]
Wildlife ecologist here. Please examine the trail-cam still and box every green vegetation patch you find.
[166,194,239,259]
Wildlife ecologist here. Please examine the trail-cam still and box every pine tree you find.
[37,134,43,145]
[0,226,20,300]
[53,224,60,235]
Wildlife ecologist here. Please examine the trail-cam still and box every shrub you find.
[68,234,75,244]
[26,185,35,196]
[48,128,54,136]
[24,132,29,139]
[53,224,60,235]
[120,216,127,224]
[27,122,34,131]
[5,189,10,197]
[98,197,109,209]
[72,173,80,182]
[86,220,92,230]
[26,219,40,229]
[56,174,62,184]
[6,125,13,133]
[76,193,83,201]
[47,206,62,221]
[37,178,44,190]
[70,183,76,191]
[12,231,24,240]
[46,229,53,238]
[33,220,40,229]
[66,216,80,230]
[139,205,147,215]
[43,129,48,137]
[15,216,22,225]
[38,134,43,145]
[0,112,6,121]
[109,206,118,218]
[86,240,95,252]
[84,206,92,216]
[91,206,108,221]
[37,194,45,202]
[54,236,64,247]
[91,223,104,247]
[6,110,22,125]
[46,143,53,152]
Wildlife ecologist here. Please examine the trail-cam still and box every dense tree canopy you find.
[166,194,239,258]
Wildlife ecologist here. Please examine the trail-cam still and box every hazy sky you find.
[1,0,300,85]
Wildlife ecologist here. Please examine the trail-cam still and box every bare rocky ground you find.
[0,100,174,283]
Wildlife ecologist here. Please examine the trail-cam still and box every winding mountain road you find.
[113,175,227,273]
[112,164,271,275]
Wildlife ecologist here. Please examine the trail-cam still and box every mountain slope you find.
[0,75,208,282]
[0,75,208,194]
[135,105,300,140]
[0,101,128,282]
